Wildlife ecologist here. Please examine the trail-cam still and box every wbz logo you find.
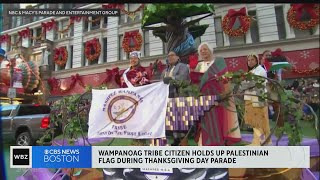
[10,146,32,168]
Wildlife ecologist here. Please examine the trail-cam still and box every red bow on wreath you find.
[18,28,30,39]
[70,16,83,23]
[226,7,247,29]
[292,4,318,21]
[271,48,283,57]
[0,34,10,43]
[41,19,57,32]
[86,38,98,47]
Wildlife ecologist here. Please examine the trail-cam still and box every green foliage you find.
[37,84,112,146]
[226,71,310,145]
[142,4,214,27]
[170,79,202,98]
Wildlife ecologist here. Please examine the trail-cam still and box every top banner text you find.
[7,9,120,16]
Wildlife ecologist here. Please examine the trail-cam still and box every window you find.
[16,16,22,27]
[38,4,48,20]
[248,10,259,43]
[32,53,42,67]
[82,43,86,66]
[275,6,286,40]
[119,34,124,60]
[214,17,224,47]
[60,19,69,39]
[83,20,88,32]
[17,105,51,116]
[103,17,108,28]
[30,29,34,45]
[69,45,73,68]
[143,30,150,57]
[35,27,44,41]
[12,34,20,50]
[229,17,246,46]
[0,105,15,117]
[127,4,141,23]
[11,17,17,28]
[70,25,74,37]
[59,3,74,9]
[119,4,127,24]
[91,16,101,30]
[103,38,108,62]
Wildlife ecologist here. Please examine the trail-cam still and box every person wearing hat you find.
[118,51,150,146]
[119,51,150,88]
[0,48,6,62]
[243,53,272,146]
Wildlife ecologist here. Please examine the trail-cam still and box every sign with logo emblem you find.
[88,82,169,139]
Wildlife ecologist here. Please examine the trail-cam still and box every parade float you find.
[15,3,319,180]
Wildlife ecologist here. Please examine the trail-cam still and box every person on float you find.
[194,42,241,147]
[243,53,272,146]
[119,51,150,88]
[260,50,272,71]
[162,50,190,146]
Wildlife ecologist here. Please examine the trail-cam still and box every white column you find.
[66,46,71,69]
[245,6,253,44]
[149,34,163,56]
[199,14,216,48]
[32,28,37,46]
[98,35,104,64]
[256,4,279,42]
[58,21,62,39]
[88,17,91,32]
[100,16,104,29]
[21,37,31,48]
[46,28,54,41]
[72,18,85,68]
[222,11,230,47]
[283,4,295,39]
[107,16,119,62]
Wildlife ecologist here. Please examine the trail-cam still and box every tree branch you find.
[184,13,214,27]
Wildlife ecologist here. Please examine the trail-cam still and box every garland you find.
[0,34,10,44]
[54,47,68,66]
[18,27,31,39]
[41,19,57,33]
[291,67,319,75]
[85,38,101,62]
[48,74,85,93]
[122,30,143,53]
[287,4,320,30]
[222,7,251,37]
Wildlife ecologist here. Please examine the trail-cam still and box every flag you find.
[88,82,169,139]
[269,62,291,71]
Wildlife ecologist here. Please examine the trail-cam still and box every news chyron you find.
[10,146,32,168]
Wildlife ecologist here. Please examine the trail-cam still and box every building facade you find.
[0,3,319,100]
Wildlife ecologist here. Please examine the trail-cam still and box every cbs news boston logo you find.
[10,146,32,168]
